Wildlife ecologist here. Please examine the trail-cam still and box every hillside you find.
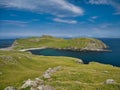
[0,50,120,90]
[13,35,108,51]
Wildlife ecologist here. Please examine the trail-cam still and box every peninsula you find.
[13,35,110,52]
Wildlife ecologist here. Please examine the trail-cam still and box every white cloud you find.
[53,18,77,24]
[88,0,120,15]
[111,1,120,15]
[100,23,112,28]
[0,0,84,17]
[0,20,28,27]
[88,16,98,23]
[88,0,110,5]
[91,16,98,19]
[88,19,95,23]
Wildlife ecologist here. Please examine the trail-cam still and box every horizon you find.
[0,0,120,38]
[1,35,120,39]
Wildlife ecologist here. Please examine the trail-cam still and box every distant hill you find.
[13,35,108,51]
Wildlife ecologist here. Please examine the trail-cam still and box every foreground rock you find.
[21,78,44,89]
[4,66,62,90]
[35,85,55,90]
[43,66,62,79]
[4,86,17,90]
[75,59,84,64]
[21,79,55,90]
[105,79,116,84]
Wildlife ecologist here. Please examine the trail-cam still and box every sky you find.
[0,0,120,38]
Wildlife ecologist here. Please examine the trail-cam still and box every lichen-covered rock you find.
[53,66,62,72]
[21,78,44,89]
[37,85,55,90]
[43,66,62,79]
[105,79,116,84]
[30,87,37,90]
[43,73,51,79]
[75,59,84,64]
[21,79,37,88]
[37,85,44,90]
[0,55,18,64]
[4,86,17,90]
[35,78,44,85]
[5,66,59,90]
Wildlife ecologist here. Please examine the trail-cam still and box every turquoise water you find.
[30,38,120,67]
[0,38,120,67]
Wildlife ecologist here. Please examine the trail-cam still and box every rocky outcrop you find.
[0,55,18,65]
[4,66,62,90]
[21,78,44,89]
[43,66,62,79]
[35,85,55,90]
[105,79,116,84]
[4,86,17,90]
[75,59,84,64]
[21,78,55,90]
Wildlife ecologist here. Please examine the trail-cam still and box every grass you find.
[14,35,107,50]
[0,50,120,90]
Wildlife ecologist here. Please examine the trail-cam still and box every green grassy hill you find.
[0,36,119,90]
[0,50,120,90]
[14,35,108,51]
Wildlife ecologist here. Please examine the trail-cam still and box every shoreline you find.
[19,47,47,51]
[0,44,14,51]
[0,45,112,52]
[19,47,112,52]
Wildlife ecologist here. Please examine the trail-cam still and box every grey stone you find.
[43,85,56,90]
[0,55,18,64]
[4,86,17,90]
[30,87,37,90]
[35,78,44,85]
[105,79,116,84]
[37,85,44,90]
[43,73,51,79]
[21,79,37,88]
[37,85,55,90]
[53,66,62,72]
[46,68,52,73]
[75,59,83,64]
[21,78,44,89]
[43,66,62,79]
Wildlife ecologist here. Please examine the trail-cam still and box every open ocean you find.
[0,38,120,67]
[0,39,15,48]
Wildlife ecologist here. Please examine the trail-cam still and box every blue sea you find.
[0,38,120,67]
[0,39,15,48]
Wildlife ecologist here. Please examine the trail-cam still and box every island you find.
[13,35,110,52]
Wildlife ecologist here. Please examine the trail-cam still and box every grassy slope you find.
[0,51,120,90]
[14,35,107,50]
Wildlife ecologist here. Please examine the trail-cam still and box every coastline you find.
[0,44,14,51]
[19,47,112,52]
[0,39,111,52]
[0,43,111,52]
[19,47,47,51]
